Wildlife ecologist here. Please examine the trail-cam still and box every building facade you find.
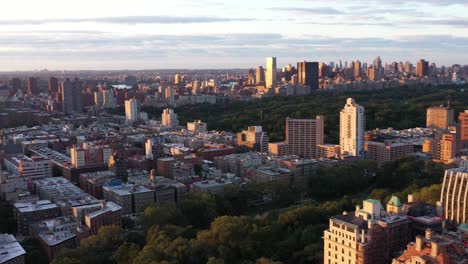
[340,98,365,157]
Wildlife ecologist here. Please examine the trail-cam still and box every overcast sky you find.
[1,0,467,70]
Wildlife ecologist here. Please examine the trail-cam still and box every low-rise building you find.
[102,183,154,214]
[30,216,89,260]
[0,234,26,264]
[191,179,232,195]
[13,200,60,235]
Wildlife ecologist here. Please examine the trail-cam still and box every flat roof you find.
[0,234,26,263]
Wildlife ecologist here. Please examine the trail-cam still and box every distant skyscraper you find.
[102,90,116,108]
[61,78,73,114]
[266,57,277,88]
[256,66,265,85]
[297,61,319,90]
[426,105,454,130]
[174,74,182,84]
[165,87,175,106]
[71,78,83,113]
[125,99,138,123]
[161,108,179,127]
[27,77,38,95]
[286,116,324,158]
[48,77,59,94]
[416,59,429,78]
[354,60,362,78]
[340,98,365,157]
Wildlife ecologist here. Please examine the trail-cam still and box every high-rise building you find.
[297,61,319,90]
[354,60,362,78]
[266,57,277,88]
[237,126,269,153]
[94,91,104,106]
[125,99,138,123]
[340,98,365,157]
[256,66,265,85]
[165,86,175,106]
[27,77,38,95]
[161,108,179,127]
[457,110,468,153]
[426,106,454,130]
[286,116,324,158]
[48,77,59,94]
[61,78,73,114]
[71,78,83,113]
[102,90,116,108]
[440,167,468,224]
[174,74,182,84]
[11,78,21,93]
[416,59,429,78]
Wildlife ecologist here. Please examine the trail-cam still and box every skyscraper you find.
[265,57,277,88]
[340,98,365,157]
[48,77,59,94]
[125,99,138,123]
[286,116,324,158]
[61,78,73,114]
[71,78,83,113]
[354,60,362,78]
[27,77,38,95]
[255,66,265,85]
[297,61,319,90]
[416,59,429,78]
[165,87,175,106]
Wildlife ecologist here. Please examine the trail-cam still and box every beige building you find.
[317,144,340,159]
[426,106,454,130]
[340,98,365,157]
[187,120,207,134]
[364,141,414,163]
[161,108,179,127]
[286,116,324,158]
[439,167,468,225]
[268,142,288,156]
[237,126,269,153]
[323,199,409,264]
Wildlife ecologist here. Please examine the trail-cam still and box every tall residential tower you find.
[340,98,365,157]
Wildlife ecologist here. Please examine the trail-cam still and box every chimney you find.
[425,228,432,240]
[431,241,439,257]
[415,236,423,252]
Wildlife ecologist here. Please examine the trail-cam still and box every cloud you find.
[268,7,344,14]
[0,16,254,25]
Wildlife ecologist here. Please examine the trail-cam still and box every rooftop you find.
[0,234,26,263]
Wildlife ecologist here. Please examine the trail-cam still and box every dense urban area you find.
[0,57,468,264]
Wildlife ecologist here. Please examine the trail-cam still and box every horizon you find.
[1,0,468,70]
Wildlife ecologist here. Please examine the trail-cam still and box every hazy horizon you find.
[1,0,468,70]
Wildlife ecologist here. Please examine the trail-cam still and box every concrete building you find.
[249,167,292,185]
[30,216,89,260]
[125,99,138,123]
[3,155,51,179]
[161,108,179,127]
[439,167,468,225]
[340,98,365,157]
[13,200,60,235]
[237,126,269,153]
[70,144,112,169]
[102,183,154,215]
[266,57,277,88]
[192,179,232,195]
[426,106,454,130]
[268,142,288,156]
[187,120,207,134]
[317,144,341,159]
[0,234,26,264]
[364,141,415,163]
[323,199,409,264]
[72,201,122,235]
[286,116,324,158]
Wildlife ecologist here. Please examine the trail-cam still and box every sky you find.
[1,0,468,70]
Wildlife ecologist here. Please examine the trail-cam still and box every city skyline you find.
[1,0,468,70]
